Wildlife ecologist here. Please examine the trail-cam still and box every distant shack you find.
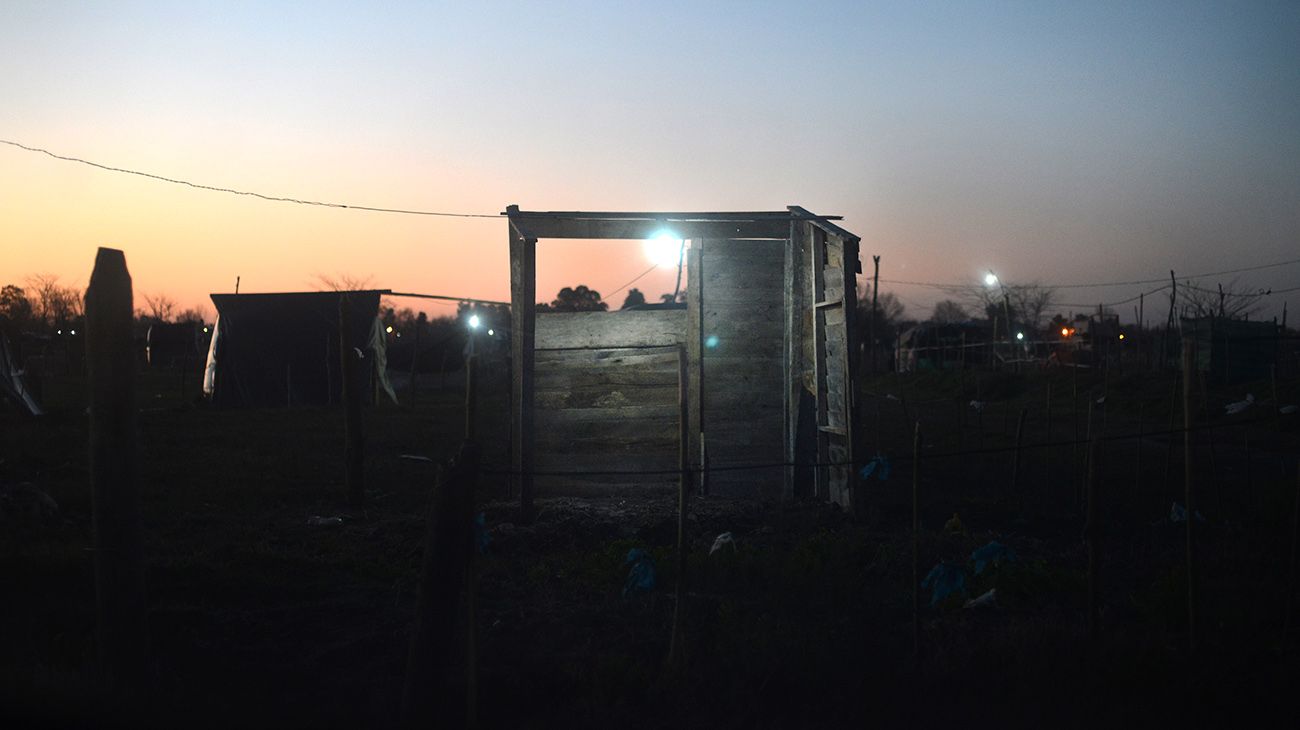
[204,290,395,408]
[506,206,861,507]
[1181,316,1278,385]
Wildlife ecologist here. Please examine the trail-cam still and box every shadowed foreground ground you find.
[2,369,1298,728]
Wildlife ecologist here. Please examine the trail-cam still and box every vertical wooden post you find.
[1284,461,1300,649]
[912,422,922,664]
[1163,374,1179,501]
[1138,292,1145,371]
[669,346,691,669]
[1045,382,1053,443]
[507,207,537,522]
[464,353,478,441]
[86,247,149,691]
[1085,433,1100,642]
[408,315,422,401]
[1134,403,1144,501]
[1078,401,1093,513]
[870,254,880,374]
[340,295,364,508]
[691,242,707,496]
[1182,339,1198,653]
[1072,365,1080,511]
[1273,365,1282,433]
[1010,407,1027,502]
[401,442,477,729]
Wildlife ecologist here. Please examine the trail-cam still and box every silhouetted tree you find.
[930,299,967,324]
[1178,279,1265,320]
[0,285,34,329]
[25,274,83,331]
[620,288,646,309]
[539,285,607,312]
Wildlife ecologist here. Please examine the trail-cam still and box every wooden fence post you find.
[401,442,478,729]
[912,422,922,664]
[1085,433,1101,642]
[1284,461,1300,649]
[86,247,149,690]
[1010,407,1027,504]
[668,346,691,670]
[339,295,364,508]
[408,318,422,401]
[1182,339,1198,653]
[464,353,478,441]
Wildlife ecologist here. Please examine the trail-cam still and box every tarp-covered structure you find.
[0,332,43,416]
[1181,316,1278,385]
[204,290,396,408]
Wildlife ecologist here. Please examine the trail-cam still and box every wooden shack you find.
[506,206,862,508]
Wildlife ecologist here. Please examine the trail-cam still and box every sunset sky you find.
[2,1,1298,323]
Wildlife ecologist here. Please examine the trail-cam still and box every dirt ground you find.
[3,366,1299,728]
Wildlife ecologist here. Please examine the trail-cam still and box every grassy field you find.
[2,364,1299,728]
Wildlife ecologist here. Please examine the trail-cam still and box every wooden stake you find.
[668,346,691,670]
[464,353,478,441]
[408,317,422,401]
[1045,382,1053,443]
[1134,403,1144,501]
[1273,365,1281,433]
[912,422,922,664]
[85,247,149,691]
[340,295,364,508]
[1182,339,1198,653]
[401,442,477,729]
[1162,374,1179,501]
[1284,461,1300,650]
[1010,407,1027,504]
[1085,432,1100,642]
[870,255,880,374]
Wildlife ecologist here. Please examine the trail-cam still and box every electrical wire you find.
[0,138,500,218]
[603,264,660,300]
[879,256,1300,292]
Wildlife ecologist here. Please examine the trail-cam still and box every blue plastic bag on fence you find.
[622,548,656,598]
[1169,502,1205,523]
[475,512,491,554]
[921,562,967,608]
[858,455,891,482]
[970,541,1016,575]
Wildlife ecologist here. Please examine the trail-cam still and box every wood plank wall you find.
[700,239,787,499]
[533,310,685,493]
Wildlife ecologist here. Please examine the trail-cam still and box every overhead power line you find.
[5,137,1299,299]
[879,256,1300,293]
[0,138,499,218]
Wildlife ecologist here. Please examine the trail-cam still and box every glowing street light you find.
[468,314,481,329]
[1015,332,1024,341]
[984,272,999,287]
[385,325,394,334]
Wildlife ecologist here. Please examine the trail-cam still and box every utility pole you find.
[870,255,880,373]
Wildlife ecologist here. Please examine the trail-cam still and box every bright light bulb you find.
[643,232,684,268]
[468,314,481,329]
[984,273,998,287]
[487,329,495,336]
[1061,327,1069,336]
[1015,332,1024,341]
[385,325,394,334]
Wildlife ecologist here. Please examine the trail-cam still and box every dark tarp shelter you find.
[0,331,43,416]
[1181,316,1278,385]
[204,290,392,408]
